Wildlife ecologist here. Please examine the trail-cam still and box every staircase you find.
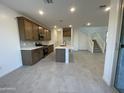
[92,40,102,53]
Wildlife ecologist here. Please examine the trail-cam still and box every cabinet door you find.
[49,30,51,40]
[47,30,51,40]
[63,27,71,37]
[33,24,39,40]
[32,49,40,64]
[44,29,51,41]
[48,45,54,54]
[24,20,33,40]
[32,48,43,64]
[46,29,48,40]
[44,29,48,40]
[39,27,44,40]
[63,31,71,37]
[39,48,44,58]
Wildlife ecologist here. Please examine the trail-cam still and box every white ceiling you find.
[0,0,110,28]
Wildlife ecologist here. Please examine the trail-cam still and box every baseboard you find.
[0,64,22,78]
[103,75,112,86]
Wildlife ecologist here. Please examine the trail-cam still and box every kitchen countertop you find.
[21,46,43,50]
[55,45,72,49]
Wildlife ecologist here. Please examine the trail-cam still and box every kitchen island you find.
[21,46,44,65]
[55,46,72,64]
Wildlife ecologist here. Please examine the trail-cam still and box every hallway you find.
[0,51,114,93]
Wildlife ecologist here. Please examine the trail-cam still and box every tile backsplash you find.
[20,41,35,48]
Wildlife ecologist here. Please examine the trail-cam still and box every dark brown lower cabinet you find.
[48,45,54,54]
[56,49,65,62]
[21,48,43,65]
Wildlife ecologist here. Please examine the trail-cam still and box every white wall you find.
[48,29,58,47]
[72,28,79,51]
[79,27,107,41]
[57,30,63,46]
[103,0,122,86]
[50,29,58,47]
[0,4,22,77]
[72,27,107,51]
[78,31,89,50]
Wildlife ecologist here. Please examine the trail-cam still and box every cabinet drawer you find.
[32,49,40,63]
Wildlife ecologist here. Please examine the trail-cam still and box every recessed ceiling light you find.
[86,22,91,26]
[39,10,44,15]
[39,27,42,29]
[54,25,57,28]
[105,7,111,12]
[58,28,61,31]
[70,7,76,12]
[69,25,72,28]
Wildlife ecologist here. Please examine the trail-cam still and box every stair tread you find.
[93,39,102,53]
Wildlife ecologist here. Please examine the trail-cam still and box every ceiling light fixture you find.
[39,10,44,15]
[70,7,76,12]
[69,25,72,28]
[86,22,91,26]
[39,27,42,29]
[58,29,61,31]
[105,7,111,12]
[54,25,57,28]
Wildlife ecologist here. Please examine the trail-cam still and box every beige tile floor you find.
[0,51,117,93]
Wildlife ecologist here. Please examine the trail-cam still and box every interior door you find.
[114,9,124,93]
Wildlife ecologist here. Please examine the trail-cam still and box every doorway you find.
[114,9,124,93]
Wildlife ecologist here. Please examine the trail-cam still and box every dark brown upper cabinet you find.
[43,29,47,40]
[24,20,33,40]
[38,27,51,41]
[17,16,51,41]
[38,26,44,40]
[41,29,51,41]
[47,30,51,40]
[17,17,33,40]
[32,24,39,41]
[63,27,71,37]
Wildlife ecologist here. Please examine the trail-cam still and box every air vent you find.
[99,5,106,9]
[48,0,53,3]
[44,0,53,4]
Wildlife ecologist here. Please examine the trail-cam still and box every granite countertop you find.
[55,45,72,49]
[21,46,43,50]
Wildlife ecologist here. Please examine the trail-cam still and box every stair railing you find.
[88,37,94,53]
[92,32,106,53]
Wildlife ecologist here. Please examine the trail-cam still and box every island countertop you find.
[55,45,72,64]
[55,45,72,49]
